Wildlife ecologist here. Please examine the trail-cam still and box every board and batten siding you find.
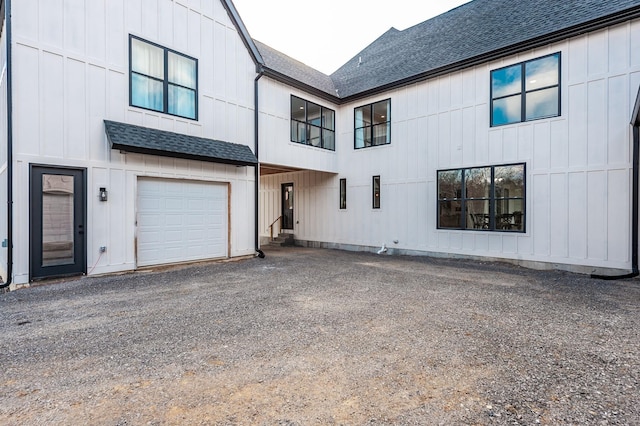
[8,0,258,284]
[0,17,9,281]
[260,20,640,273]
[258,77,339,174]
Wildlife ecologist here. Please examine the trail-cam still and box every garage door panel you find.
[137,178,228,267]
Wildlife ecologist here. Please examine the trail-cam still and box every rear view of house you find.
[2,0,640,288]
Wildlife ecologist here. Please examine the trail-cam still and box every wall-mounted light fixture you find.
[99,187,108,202]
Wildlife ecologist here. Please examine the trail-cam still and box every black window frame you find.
[490,52,560,127]
[354,99,391,149]
[339,178,347,210]
[372,175,381,209]
[290,95,335,151]
[437,163,526,232]
[129,34,199,121]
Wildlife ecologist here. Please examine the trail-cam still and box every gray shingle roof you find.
[104,120,257,166]
[254,40,337,97]
[254,0,640,101]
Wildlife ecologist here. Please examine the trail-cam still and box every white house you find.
[254,0,640,277]
[0,0,262,287]
[2,0,640,288]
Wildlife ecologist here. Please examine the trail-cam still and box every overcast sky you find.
[231,0,472,75]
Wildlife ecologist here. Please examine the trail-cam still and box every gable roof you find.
[254,40,337,98]
[253,0,640,103]
[220,0,263,66]
[104,120,258,166]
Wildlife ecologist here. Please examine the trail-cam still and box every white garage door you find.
[137,178,228,267]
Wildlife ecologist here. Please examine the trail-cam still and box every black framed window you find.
[491,53,560,127]
[339,178,347,209]
[437,164,525,232]
[130,35,198,120]
[290,95,335,150]
[372,176,381,209]
[355,99,391,148]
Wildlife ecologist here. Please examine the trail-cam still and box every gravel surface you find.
[1,247,639,425]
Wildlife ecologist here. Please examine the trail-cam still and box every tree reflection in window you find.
[437,164,525,232]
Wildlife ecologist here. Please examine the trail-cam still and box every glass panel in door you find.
[41,174,75,266]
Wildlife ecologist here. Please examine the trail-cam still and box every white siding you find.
[0,18,8,281]
[259,21,640,273]
[9,0,258,284]
[258,78,338,173]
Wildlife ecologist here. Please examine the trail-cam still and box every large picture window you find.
[130,35,198,120]
[438,164,525,232]
[491,53,560,127]
[355,99,391,149]
[291,96,335,150]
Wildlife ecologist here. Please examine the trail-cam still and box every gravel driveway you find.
[1,247,639,425]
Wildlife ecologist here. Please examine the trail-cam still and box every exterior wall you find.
[0,17,7,281]
[9,0,257,284]
[258,76,338,173]
[260,20,640,273]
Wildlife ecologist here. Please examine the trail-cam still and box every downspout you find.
[1,0,12,289]
[591,124,640,280]
[254,67,265,258]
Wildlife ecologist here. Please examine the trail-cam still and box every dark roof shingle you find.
[255,0,640,101]
[254,40,337,97]
[104,120,257,166]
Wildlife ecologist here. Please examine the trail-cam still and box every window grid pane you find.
[130,36,198,120]
[437,164,525,232]
[491,53,560,127]
[290,95,335,151]
[131,38,164,79]
[355,100,391,149]
[291,121,305,143]
[168,85,196,119]
[131,73,164,112]
[168,52,197,89]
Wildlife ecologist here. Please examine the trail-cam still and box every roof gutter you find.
[261,68,339,104]
[254,67,265,259]
[1,0,11,289]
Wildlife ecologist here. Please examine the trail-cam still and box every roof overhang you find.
[220,0,264,67]
[104,120,257,166]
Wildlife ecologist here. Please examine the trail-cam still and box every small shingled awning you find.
[104,120,257,166]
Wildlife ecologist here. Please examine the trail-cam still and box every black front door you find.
[281,183,294,230]
[30,166,86,280]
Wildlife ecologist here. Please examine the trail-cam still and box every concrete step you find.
[268,233,295,247]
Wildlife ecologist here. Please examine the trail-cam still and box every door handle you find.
[78,224,84,235]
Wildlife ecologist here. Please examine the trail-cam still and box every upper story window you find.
[130,35,198,120]
[355,99,391,149]
[437,163,525,232]
[491,53,560,127]
[290,95,335,151]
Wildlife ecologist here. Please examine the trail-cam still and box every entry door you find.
[281,183,294,230]
[30,166,86,280]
